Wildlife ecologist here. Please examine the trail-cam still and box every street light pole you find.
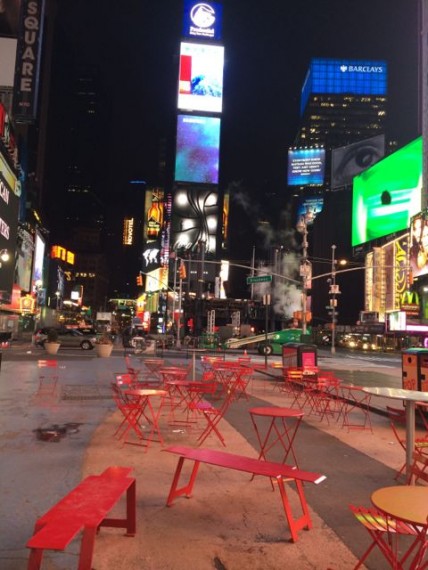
[330,244,337,355]
[296,219,308,335]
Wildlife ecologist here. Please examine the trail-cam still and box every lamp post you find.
[329,244,340,355]
[296,218,309,335]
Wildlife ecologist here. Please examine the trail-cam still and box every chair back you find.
[408,450,428,484]
[386,406,406,449]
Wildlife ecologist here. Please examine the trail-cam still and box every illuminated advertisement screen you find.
[175,115,220,184]
[32,231,45,291]
[178,42,224,113]
[143,188,165,243]
[410,210,428,279]
[301,58,387,115]
[182,1,223,40]
[0,167,19,300]
[171,186,218,253]
[352,137,422,247]
[15,227,34,291]
[287,148,325,186]
[331,134,385,190]
[296,196,324,226]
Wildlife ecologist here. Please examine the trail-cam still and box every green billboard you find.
[352,136,422,247]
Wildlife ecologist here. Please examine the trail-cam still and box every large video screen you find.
[182,1,223,41]
[352,137,422,247]
[178,42,224,113]
[171,186,218,254]
[331,134,385,190]
[287,148,325,186]
[296,196,324,226]
[175,114,220,184]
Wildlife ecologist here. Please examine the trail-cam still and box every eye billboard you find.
[175,114,220,184]
[331,134,385,190]
[352,137,422,247]
[178,42,224,113]
[287,148,325,186]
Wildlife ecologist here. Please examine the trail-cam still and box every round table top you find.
[125,389,167,397]
[362,386,428,403]
[249,406,304,419]
[371,486,428,526]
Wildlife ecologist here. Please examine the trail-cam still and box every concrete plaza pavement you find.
[0,345,422,569]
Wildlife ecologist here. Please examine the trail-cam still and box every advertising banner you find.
[182,1,223,40]
[178,42,224,113]
[15,226,33,291]
[0,167,19,301]
[175,114,220,184]
[171,185,218,254]
[287,148,325,186]
[31,230,45,293]
[296,196,324,226]
[410,210,428,279]
[13,0,46,123]
[352,136,422,247]
[331,134,385,190]
[143,188,165,243]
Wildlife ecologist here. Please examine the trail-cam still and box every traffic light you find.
[136,274,143,286]
[179,261,186,280]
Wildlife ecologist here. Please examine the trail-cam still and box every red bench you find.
[26,466,136,570]
[164,445,326,542]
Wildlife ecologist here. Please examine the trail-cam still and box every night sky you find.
[47,0,420,242]
[36,0,421,313]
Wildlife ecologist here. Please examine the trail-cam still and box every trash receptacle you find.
[282,342,317,368]
[402,348,428,391]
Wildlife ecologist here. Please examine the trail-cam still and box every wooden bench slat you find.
[165,445,326,484]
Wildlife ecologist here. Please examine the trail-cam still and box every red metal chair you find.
[195,381,238,446]
[386,405,428,479]
[407,449,428,485]
[349,504,427,570]
[37,360,59,396]
[111,383,145,442]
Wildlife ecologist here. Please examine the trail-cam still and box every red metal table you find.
[371,486,428,569]
[249,406,304,466]
[123,388,167,449]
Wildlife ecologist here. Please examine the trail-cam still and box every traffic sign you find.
[247,275,272,284]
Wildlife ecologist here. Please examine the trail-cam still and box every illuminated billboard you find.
[287,148,325,186]
[178,42,224,113]
[0,165,19,301]
[32,231,45,293]
[183,1,223,40]
[331,134,385,190]
[143,188,165,243]
[410,210,428,279]
[296,196,324,226]
[175,115,220,184]
[15,227,34,292]
[352,137,422,247]
[171,186,218,253]
[301,58,387,115]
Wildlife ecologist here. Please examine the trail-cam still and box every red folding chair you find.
[386,406,428,479]
[349,504,427,570]
[195,381,237,446]
[37,360,59,396]
[111,384,145,442]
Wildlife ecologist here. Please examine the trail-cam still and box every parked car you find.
[34,328,97,350]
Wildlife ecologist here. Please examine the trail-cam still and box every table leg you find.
[192,353,196,381]
[406,401,416,484]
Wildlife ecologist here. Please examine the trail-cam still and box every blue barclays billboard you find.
[182,1,223,40]
[301,58,387,115]
[287,148,326,186]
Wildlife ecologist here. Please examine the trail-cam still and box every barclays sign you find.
[340,64,384,73]
[183,0,223,40]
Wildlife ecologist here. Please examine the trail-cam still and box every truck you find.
[95,312,113,333]
[224,328,306,355]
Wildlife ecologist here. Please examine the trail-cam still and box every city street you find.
[0,344,417,570]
